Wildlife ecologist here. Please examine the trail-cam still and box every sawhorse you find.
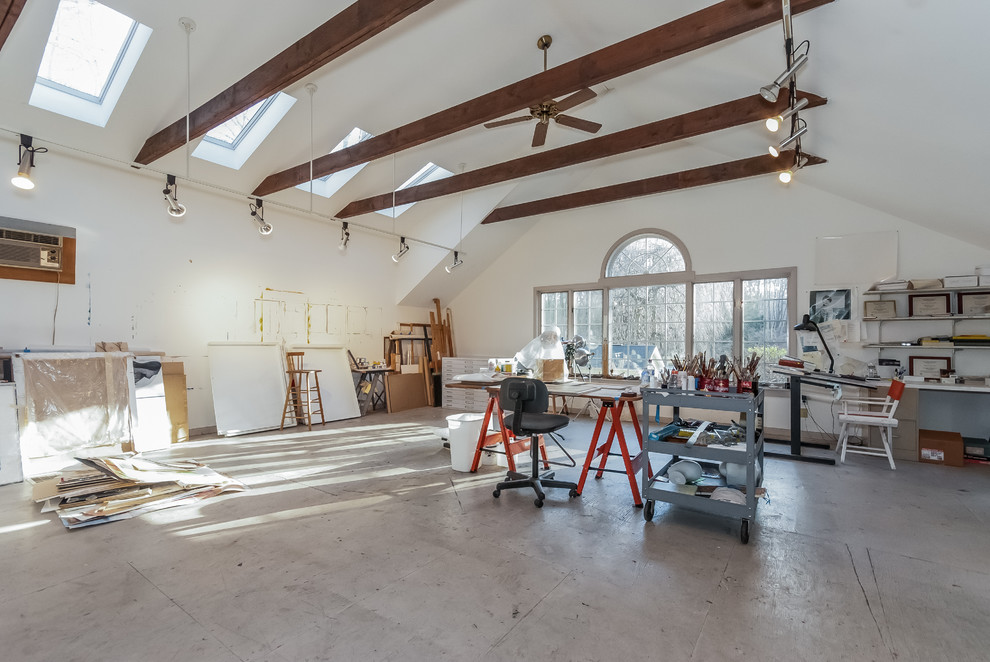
[575,397,648,507]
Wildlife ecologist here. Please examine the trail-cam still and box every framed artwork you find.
[809,289,852,323]
[864,300,897,319]
[957,292,990,315]
[909,355,951,379]
[908,293,951,316]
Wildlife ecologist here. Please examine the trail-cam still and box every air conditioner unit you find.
[0,227,63,271]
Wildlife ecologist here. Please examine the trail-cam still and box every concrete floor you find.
[1,406,988,662]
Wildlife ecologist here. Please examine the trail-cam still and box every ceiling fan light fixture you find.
[163,174,186,217]
[392,236,409,262]
[765,97,809,132]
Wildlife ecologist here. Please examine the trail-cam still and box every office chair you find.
[492,377,579,507]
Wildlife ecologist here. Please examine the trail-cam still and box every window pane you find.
[572,290,603,373]
[606,234,686,277]
[742,277,789,378]
[693,281,733,358]
[609,284,685,376]
[540,292,568,334]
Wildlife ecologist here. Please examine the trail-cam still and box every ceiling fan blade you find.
[484,116,533,129]
[532,121,549,147]
[554,88,597,112]
[554,114,603,134]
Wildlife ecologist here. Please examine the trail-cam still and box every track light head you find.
[445,251,464,273]
[770,119,808,157]
[392,237,409,262]
[250,198,272,235]
[11,134,46,190]
[778,169,793,184]
[338,222,350,251]
[760,52,809,102]
[163,174,186,217]
[766,97,809,132]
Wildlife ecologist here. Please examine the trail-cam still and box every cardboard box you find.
[943,275,979,287]
[162,361,189,443]
[918,429,964,467]
[537,358,565,382]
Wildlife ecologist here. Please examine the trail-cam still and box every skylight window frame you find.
[201,96,279,150]
[35,19,139,105]
[296,127,375,199]
[376,162,453,217]
[191,92,296,170]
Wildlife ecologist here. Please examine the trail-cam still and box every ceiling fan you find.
[484,35,603,147]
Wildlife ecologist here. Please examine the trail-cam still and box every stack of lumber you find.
[429,298,455,371]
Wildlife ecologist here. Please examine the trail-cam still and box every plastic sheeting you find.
[16,353,133,459]
[513,327,568,381]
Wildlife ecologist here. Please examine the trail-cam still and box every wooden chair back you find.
[286,351,306,372]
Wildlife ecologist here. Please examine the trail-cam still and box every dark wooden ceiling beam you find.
[134,0,437,165]
[254,0,834,197]
[0,1,27,52]
[481,152,826,224]
[335,91,826,218]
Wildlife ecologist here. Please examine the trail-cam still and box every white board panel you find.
[208,342,290,436]
[814,231,898,286]
[289,345,361,421]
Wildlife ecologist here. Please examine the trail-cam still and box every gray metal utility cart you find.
[640,388,765,543]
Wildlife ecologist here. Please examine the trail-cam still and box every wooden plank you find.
[385,372,429,413]
[446,309,456,357]
[252,0,834,196]
[0,0,27,52]
[335,92,826,218]
[481,152,827,224]
[134,0,437,164]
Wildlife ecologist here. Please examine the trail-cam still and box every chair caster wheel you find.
[740,519,750,544]
[492,490,500,498]
[534,498,544,508]
[568,488,579,498]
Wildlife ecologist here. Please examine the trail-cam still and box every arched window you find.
[606,234,686,277]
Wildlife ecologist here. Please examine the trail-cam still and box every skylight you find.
[296,127,374,198]
[192,93,296,170]
[376,162,454,217]
[30,0,152,127]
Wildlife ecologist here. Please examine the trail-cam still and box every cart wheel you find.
[644,500,655,522]
[568,488,579,498]
[492,489,500,498]
[740,519,750,544]
[534,498,544,508]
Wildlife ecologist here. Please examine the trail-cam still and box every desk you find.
[352,367,391,415]
[907,381,990,439]
[446,379,648,506]
[768,368,878,465]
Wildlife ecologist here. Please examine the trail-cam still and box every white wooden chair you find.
[835,379,904,469]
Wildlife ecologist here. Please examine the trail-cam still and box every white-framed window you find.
[536,230,795,378]
[30,0,152,127]
[192,92,296,170]
[296,127,375,198]
[376,162,454,217]
[540,292,568,333]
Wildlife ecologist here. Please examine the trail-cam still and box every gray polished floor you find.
[1,407,988,661]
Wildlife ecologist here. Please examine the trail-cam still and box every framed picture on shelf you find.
[809,289,852,323]
[909,356,951,379]
[908,293,951,317]
[864,300,897,319]
[957,292,990,315]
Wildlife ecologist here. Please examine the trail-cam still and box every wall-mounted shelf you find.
[864,343,990,350]
[864,286,990,296]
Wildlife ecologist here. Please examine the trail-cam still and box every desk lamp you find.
[794,314,834,373]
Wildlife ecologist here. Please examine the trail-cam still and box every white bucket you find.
[447,413,485,472]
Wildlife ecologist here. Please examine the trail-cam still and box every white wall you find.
[0,148,429,429]
[450,173,990,365]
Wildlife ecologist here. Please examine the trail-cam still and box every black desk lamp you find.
[794,314,834,374]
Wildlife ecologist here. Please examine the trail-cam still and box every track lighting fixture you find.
[765,97,808,132]
[445,251,464,273]
[250,198,272,235]
[769,119,807,157]
[759,51,809,103]
[11,134,46,190]
[163,174,186,217]
[392,236,409,262]
[778,152,809,184]
[338,222,350,251]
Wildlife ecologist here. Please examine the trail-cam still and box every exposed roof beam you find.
[335,91,827,218]
[0,1,27,52]
[254,0,834,197]
[481,152,826,224]
[134,0,436,165]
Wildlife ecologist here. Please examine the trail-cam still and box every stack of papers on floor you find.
[31,454,246,529]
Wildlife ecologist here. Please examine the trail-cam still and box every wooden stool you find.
[280,352,325,430]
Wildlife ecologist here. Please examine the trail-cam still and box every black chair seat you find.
[493,377,578,507]
[503,412,569,435]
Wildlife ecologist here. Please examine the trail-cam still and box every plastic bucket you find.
[447,413,485,472]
